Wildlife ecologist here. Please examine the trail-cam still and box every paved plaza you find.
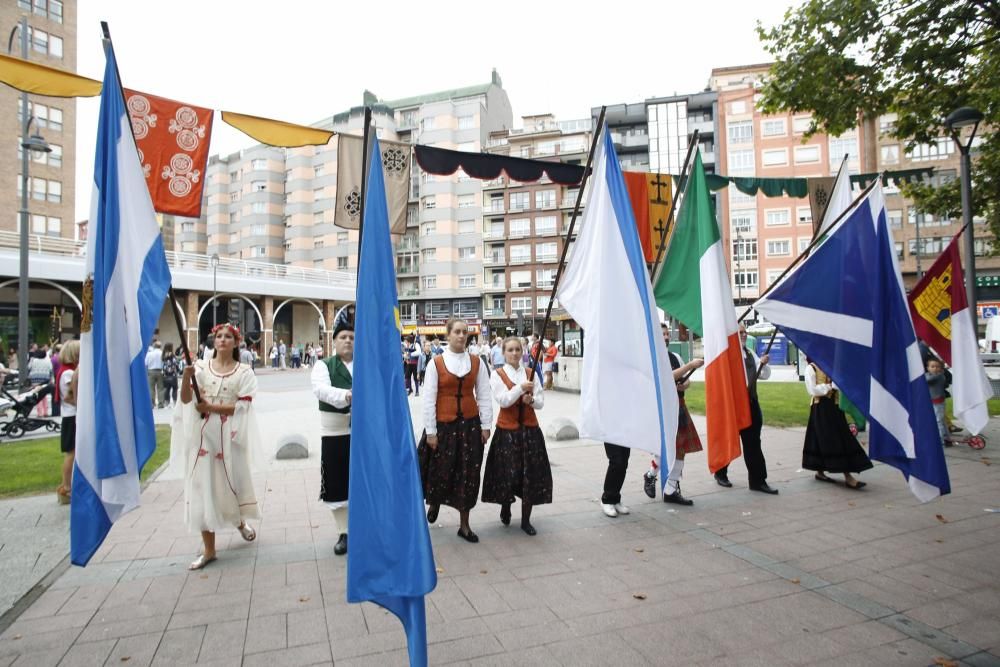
[1,368,998,666]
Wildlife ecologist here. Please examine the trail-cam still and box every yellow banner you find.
[0,53,101,97]
[221,111,334,148]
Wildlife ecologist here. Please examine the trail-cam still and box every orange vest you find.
[495,367,539,430]
[434,354,481,423]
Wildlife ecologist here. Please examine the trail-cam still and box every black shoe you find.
[333,533,347,556]
[457,528,479,543]
[663,486,694,506]
[427,504,439,524]
[500,503,511,526]
[520,521,537,536]
[749,482,779,495]
[643,470,657,499]
[715,474,733,488]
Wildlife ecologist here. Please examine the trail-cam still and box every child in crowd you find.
[925,358,950,447]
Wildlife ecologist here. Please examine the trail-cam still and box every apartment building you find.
[646,91,718,175]
[592,102,649,171]
[1,0,75,240]
[480,114,591,336]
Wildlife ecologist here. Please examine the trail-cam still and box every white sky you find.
[74,0,797,220]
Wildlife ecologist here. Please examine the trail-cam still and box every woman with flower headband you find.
[171,322,263,570]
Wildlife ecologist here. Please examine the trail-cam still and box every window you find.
[181,222,195,233]
[230,212,239,224]
[420,117,435,132]
[459,274,476,288]
[792,116,813,134]
[731,210,755,232]
[794,145,820,164]
[732,237,757,261]
[511,270,531,288]
[879,114,897,136]
[767,239,791,256]
[881,145,899,165]
[31,214,45,234]
[906,138,954,162]
[45,216,60,235]
[426,301,449,318]
[487,193,504,213]
[829,136,859,168]
[728,149,754,173]
[458,220,474,235]
[895,242,904,259]
[422,276,437,290]
[313,211,325,225]
[251,224,266,236]
[230,191,241,203]
[761,119,786,137]
[487,246,505,263]
[888,210,903,228]
[537,296,551,315]
[458,194,475,208]
[734,271,759,288]
[458,246,476,260]
[422,248,436,262]
[458,115,474,129]
[337,231,348,243]
[509,218,530,237]
[536,242,557,261]
[337,256,349,269]
[975,239,992,256]
[535,190,556,209]
[282,240,292,251]
[765,209,790,226]
[510,192,530,211]
[229,170,241,182]
[454,302,479,318]
[252,202,266,214]
[535,216,557,235]
[182,241,196,252]
[314,239,324,249]
[536,269,556,288]
[489,296,505,312]
[251,159,267,170]
[251,246,266,258]
[797,207,812,226]
[314,163,325,178]
[729,101,747,114]
[422,222,436,236]
[799,237,811,253]
[313,187,324,201]
[422,196,436,210]
[422,172,435,184]
[44,143,61,167]
[762,149,788,167]
[511,297,532,313]
[252,180,266,192]
[510,245,531,263]
[728,121,753,143]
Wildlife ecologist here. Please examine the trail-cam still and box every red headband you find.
[211,322,241,340]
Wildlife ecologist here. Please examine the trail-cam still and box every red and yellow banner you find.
[623,172,674,262]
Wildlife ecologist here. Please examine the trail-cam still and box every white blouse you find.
[312,357,353,436]
[422,349,493,435]
[804,364,835,398]
[490,363,545,411]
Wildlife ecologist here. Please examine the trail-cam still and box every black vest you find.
[318,356,352,413]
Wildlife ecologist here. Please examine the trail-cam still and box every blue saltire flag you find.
[756,183,950,501]
[72,47,172,565]
[348,133,437,666]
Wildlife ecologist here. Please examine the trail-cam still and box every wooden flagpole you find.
[100,22,204,407]
[528,106,606,373]
[649,129,700,282]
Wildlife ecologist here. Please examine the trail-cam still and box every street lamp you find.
[945,106,984,335]
[211,253,220,327]
[11,17,52,389]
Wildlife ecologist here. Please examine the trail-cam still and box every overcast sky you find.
[73,0,797,220]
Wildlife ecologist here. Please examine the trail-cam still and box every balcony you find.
[508,229,530,239]
[483,176,506,189]
[689,119,714,135]
[483,229,505,240]
[485,254,506,266]
[486,279,506,291]
[397,265,419,274]
[400,288,420,297]
[536,255,558,264]
[561,197,585,209]
[484,309,507,318]
[509,255,531,265]
[486,203,505,215]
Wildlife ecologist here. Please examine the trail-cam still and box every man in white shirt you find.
[144,342,164,408]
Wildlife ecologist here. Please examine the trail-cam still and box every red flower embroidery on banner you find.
[197,448,208,457]
[215,452,224,460]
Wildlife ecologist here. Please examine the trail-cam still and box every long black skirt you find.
[417,417,483,511]
[319,434,350,503]
[803,398,874,473]
[481,425,553,506]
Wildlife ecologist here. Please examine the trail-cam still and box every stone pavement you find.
[0,374,998,666]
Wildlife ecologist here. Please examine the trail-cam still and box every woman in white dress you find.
[174,323,262,570]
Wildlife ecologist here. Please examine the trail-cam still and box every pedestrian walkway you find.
[1,383,998,665]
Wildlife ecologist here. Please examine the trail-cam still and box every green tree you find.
[756,0,999,238]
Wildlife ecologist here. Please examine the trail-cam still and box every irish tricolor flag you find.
[654,151,750,473]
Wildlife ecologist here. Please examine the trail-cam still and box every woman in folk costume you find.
[643,309,704,506]
[481,336,552,535]
[803,360,872,489]
[312,320,354,556]
[172,322,262,570]
[418,317,493,543]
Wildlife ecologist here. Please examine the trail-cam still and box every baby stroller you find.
[0,382,60,439]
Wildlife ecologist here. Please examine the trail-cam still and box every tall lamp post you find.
[945,106,984,335]
[211,253,220,327]
[11,17,52,388]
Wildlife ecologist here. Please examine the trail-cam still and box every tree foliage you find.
[756,0,1000,238]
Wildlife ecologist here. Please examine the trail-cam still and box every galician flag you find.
[908,233,993,435]
[557,126,679,479]
[653,150,750,473]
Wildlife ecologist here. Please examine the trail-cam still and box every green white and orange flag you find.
[653,151,750,473]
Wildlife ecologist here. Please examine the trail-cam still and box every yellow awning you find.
[0,53,101,97]
[221,110,334,148]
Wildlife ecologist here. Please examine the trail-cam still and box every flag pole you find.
[750,154,851,378]
[649,129,700,281]
[529,106,606,372]
[100,22,204,408]
[356,106,373,278]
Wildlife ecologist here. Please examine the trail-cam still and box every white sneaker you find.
[614,503,630,515]
[601,503,618,518]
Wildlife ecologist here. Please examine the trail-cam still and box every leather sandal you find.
[237,522,256,542]
[189,554,217,570]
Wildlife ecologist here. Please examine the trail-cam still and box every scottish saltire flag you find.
[654,151,750,474]
[557,127,679,483]
[72,49,171,565]
[348,134,436,667]
[756,184,950,501]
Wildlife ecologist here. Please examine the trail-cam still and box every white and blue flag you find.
[71,49,171,566]
[756,183,950,501]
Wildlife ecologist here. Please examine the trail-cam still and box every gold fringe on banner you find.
[0,53,101,97]
[221,110,334,148]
